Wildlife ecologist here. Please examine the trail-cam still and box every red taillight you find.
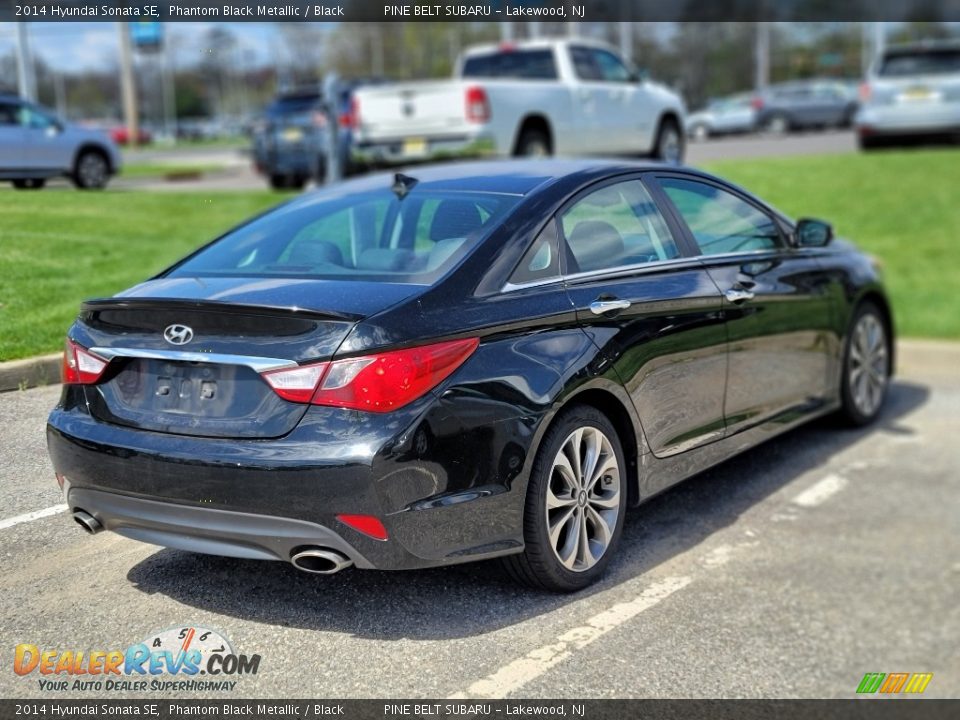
[465,86,491,124]
[750,96,764,110]
[62,339,108,385]
[261,362,328,403]
[859,82,872,102]
[314,338,479,412]
[260,338,479,412]
[342,96,360,129]
[337,514,388,541]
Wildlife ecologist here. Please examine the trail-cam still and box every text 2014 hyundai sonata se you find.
[47,160,894,591]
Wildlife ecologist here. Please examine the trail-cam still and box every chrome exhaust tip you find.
[290,547,354,574]
[73,510,103,535]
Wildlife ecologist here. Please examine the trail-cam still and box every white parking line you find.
[449,576,692,699]
[792,473,849,508]
[0,504,68,530]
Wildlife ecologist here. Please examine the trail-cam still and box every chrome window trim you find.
[89,347,298,374]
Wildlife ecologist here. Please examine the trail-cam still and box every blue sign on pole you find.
[130,22,163,51]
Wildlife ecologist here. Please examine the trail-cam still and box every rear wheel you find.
[764,113,790,135]
[502,406,627,592]
[689,123,709,142]
[269,174,290,190]
[651,117,684,164]
[73,150,110,189]
[515,128,551,158]
[12,178,46,190]
[839,302,891,426]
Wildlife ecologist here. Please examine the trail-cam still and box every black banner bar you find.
[2,0,960,22]
[1,699,958,720]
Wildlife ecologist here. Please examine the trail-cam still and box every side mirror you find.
[631,68,650,83]
[794,218,833,247]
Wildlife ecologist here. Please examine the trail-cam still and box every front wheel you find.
[502,406,627,592]
[651,118,684,164]
[839,302,891,426]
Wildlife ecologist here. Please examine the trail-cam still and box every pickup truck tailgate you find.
[357,81,470,138]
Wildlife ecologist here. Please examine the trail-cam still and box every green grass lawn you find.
[701,148,960,341]
[0,192,282,361]
[0,148,957,362]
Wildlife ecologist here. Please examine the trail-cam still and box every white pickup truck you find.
[351,38,687,166]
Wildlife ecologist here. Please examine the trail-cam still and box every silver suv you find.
[857,42,960,149]
[0,95,121,189]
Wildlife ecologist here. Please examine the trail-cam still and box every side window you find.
[591,49,632,83]
[20,105,55,130]
[560,180,679,274]
[508,221,560,286]
[569,47,602,81]
[0,102,19,126]
[659,178,783,255]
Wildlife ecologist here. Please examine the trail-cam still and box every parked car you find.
[47,159,893,592]
[352,38,687,166]
[687,93,757,140]
[0,95,121,189]
[857,41,960,149]
[754,80,858,133]
[109,125,152,146]
[253,82,384,190]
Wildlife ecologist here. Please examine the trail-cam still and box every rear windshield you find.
[266,95,321,118]
[462,49,558,80]
[879,49,960,77]
[165,187,520,285]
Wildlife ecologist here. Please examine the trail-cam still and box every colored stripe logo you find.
[857,672,933,694]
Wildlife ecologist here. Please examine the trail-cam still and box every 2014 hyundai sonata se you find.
[47,160,894,591]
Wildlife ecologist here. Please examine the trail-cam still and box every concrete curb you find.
[0,353,61,393]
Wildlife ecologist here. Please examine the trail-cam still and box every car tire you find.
[515,129,551,158]
[502,405,628,592]
[764,113,790,135]
[838,302,891,426]
[12,179,46,190]
[689,123,709,142]
[73,150,110,190]
[651,117,684,164]
[858,134,887,151]
[269,174,290,190]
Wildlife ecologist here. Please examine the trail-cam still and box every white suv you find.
[0,95,121,189]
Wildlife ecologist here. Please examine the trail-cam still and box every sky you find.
[0,22,284,72]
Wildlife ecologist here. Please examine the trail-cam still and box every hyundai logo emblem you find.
[163,324,194,346]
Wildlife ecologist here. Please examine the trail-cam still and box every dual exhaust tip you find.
[72,509,352,575]
[290,547,354,574]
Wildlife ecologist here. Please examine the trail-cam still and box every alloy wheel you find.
[545,427,621,573]
[848,313,888,417]
[77,153,108,189]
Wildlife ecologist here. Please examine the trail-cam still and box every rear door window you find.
[559,180,679,274]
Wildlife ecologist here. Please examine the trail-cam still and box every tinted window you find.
[508,221,560,285]
[660,178,782,255]
[560,180,679,274]
[168,189,519,285]
[879,49,960,77]
[266,95,322,118]
[569,47,602,81]
[20,104,57,130]
[461,50,557,80]
[591,49,632,82]
[0,102,18,126]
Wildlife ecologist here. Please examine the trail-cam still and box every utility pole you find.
[873,22,886,62]
[15,23,37,101]
[501,22,513,42]
[618,22,632,64]
[529,22,541,39]
[117,22,140,148]
[754,21,770,92]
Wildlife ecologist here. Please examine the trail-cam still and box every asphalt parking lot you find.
[0,340,957,699]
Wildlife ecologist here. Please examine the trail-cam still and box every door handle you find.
[590,299,632,315]
[724,287,755,304]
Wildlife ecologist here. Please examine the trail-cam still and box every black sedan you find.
[47,160,893,592]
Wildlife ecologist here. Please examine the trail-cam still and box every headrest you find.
[430,200,484,241]
[567,221,624,273]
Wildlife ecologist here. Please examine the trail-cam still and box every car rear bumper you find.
[352,132,496,166]
[857,102,960,134]
[46,387,528,571]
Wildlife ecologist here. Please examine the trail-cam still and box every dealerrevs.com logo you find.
[14,626,260,692]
